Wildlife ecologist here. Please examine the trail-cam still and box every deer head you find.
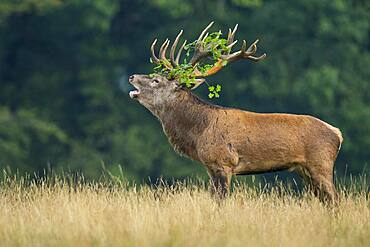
[129,22,266,112]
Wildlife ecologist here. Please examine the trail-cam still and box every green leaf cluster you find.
[208,84,222,98]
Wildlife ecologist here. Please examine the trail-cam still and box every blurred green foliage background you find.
[0,0,369,181]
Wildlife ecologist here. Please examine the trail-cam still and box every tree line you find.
[0,0,369,181]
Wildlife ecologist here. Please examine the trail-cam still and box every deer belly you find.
[233,159,296,175]
[232,141,306,175]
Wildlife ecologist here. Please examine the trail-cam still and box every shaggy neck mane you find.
[157,89,221,159]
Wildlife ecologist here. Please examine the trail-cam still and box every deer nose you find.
[129,75,134,83]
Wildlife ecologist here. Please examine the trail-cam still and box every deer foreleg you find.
[206,166,232,199]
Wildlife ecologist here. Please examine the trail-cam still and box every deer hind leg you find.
[295,165,312,185]
[294,165,316,194]
[305,162,338,204]
[206,166,232,200]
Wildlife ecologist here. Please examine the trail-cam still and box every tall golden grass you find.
[0,173,368,247]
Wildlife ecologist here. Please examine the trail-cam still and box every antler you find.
[150,22,266,89]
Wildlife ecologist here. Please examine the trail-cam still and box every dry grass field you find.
[0,174,368,247]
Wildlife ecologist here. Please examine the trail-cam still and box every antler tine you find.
[201,33,209,42]
[175,40,187,64]
[159,39,170,61]
[225,24,238,55]
[227,28,232,41]
[222,38,264,62]
[170,30,183,67]
[197,21,214,42]
[232,24,238,36]
[246,39,258,53]
[227,24,238,44]
[223,40,246,60]
[150,39,160,64]
[247,53,267,62]
[241,40,247,53]
[190,78,205,90]
[226,40,238,50]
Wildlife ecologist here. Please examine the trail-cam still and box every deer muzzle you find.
[129,75,140,99]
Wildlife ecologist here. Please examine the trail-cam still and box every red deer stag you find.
[129,22,343,202]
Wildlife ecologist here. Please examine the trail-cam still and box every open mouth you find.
[129,88,140,99]
[129,83,140,99]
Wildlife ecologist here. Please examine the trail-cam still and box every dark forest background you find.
[0,0,369,182]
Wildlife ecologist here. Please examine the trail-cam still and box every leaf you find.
[208,86,215,92]
[216,84,221,92]
[208,93,215,99]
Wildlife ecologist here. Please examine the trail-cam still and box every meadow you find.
[0,173,368,247]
